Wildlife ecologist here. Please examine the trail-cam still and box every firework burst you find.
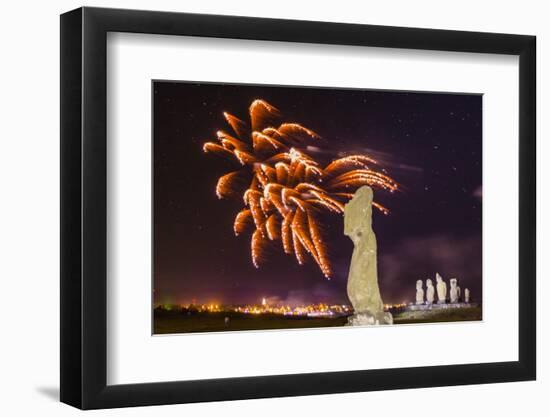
[203,99,398,278]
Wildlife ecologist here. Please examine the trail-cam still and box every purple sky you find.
[153,82,482,306]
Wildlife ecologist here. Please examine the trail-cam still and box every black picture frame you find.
[60,6,536,410]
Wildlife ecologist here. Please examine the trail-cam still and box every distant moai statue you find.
[426,279,435,305]
[415,280,425,305]
[450,278,460,303]
[464,288,470,303]
[436,273,447,304]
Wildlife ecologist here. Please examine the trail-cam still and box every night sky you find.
[153,81,482,306]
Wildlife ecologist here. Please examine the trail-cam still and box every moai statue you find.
[449,278,459,303]
[344,186,392,325]
[436,273,447,304]
[464,288,470,303]
[415,280,425,305]
[426,279,435,305]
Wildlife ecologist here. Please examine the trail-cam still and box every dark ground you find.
[153,307,482,334]
[393,306,482,324]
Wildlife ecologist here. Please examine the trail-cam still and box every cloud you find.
[379,234,482,303]
[266,282,347,307]
[472,185,482,200]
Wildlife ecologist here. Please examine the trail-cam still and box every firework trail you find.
[203,99,398,278]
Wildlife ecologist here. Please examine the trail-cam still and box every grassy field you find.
[154,306,482,334]
[392,306,482,324]
[154,311,348,334]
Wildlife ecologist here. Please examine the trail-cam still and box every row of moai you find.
[415,272,470,305]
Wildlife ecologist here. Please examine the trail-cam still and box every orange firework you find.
[203,99,398,278]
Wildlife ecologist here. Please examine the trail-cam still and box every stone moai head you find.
[426,278,433,287]
[416,279,423,290]
[450,278,457,288]
[344,186,373,238]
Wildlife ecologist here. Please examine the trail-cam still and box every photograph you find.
[52,3,538,412]
[152,81,483,334]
